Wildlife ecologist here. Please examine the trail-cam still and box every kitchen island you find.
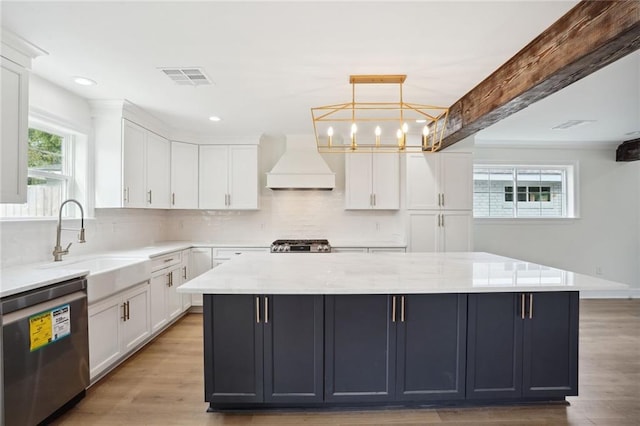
[177,252,627,411]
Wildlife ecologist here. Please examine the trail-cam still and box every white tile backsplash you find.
[1,190,406,269]
[0,209,168,268]
[165,189,406,245]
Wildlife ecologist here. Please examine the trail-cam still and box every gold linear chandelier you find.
[311,74,449,153]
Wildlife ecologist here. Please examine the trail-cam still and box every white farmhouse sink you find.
[40,256,151,303]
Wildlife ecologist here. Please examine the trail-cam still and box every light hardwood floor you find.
[53,299,639,426]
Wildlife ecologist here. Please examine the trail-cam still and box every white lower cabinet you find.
[408,211,472,252]
[150,262,183,333]
[189,247,214,307]
[88,281,151,380]
[180,249,192,311]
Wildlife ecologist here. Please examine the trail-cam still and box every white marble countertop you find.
[177,252,629,295]
[0,242,193,299]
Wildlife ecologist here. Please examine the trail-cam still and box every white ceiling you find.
[3,1,635,146]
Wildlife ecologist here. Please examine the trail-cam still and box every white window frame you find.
[0,113,89,220]
[473,162,579,221]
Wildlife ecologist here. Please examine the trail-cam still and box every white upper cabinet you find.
[199,145,258,210]
[406,152,472,210]
[170,141,199,209]
[0,57,29,203]
[1,31,45,204]
[120,120,170,208]
[145,131,171,208]
[345,152,399,210]
[93,103,171,209]
[122,120,146,208]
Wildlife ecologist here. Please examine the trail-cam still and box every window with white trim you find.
[473,165,576,218]
[1,123,83,218]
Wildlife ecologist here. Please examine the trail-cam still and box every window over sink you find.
[1,117,88,219]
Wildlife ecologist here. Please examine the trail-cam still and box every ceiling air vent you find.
[159,67,212,86]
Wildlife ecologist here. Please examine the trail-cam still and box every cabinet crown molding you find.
[1,29,47,68]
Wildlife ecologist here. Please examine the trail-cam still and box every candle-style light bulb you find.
[396,128,403,149]
[422,125,430,149]
[350,123,358,150]
[375,126,381,146]
[401,122,408,149]
[327,127,334,147]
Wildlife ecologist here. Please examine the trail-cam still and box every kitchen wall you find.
[473,145,640,294]
[164,134,407,245]
[3,76,637,298]
[0,76,169,268]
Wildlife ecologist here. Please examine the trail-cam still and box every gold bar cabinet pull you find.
[401,296,406,322]
[392,296,396,322]
[255,296,260,323]
[521,293,525,319]
[264,296,269,324]
[529,293,533,319]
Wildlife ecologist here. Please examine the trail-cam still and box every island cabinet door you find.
[395,294,467,401]
[263,295,324,403]
[522,291,579,398]
[204,295,263,404]
[324,295,396,402]
[466,293,523,399]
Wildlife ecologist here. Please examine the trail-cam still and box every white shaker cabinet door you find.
[440,211,473,252]
[189,247,213,307]
[88,295,123,379]
[439,154,473,210]
[228,145,258,209]
[145,132,171,208]
[0,58,28,203]
[122,120,147,208]
[199,145,228,209]
[170,141,199,209]
[167,266,183,321]
[371,153,399,209]
[121,283,151,353]
[345,153,374,209]
[408,212,440,252]
[406,154,439,210]
[149,270,169,333]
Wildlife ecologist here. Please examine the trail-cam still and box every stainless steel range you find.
[270,239,331,253]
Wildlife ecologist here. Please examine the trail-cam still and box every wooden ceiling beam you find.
[440,0,640,150]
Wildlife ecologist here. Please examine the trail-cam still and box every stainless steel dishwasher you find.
[2,277,89,426]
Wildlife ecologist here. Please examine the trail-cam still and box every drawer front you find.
[151,251,182,271]
[214,248,268,261]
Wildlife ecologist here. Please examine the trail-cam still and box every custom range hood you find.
[266,134,335,190]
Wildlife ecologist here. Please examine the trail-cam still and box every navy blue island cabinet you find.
[203,291,578,411]
[466,292,579,400]
[203,294,324,407]
[324,294,467,403]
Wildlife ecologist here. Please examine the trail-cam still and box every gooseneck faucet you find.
[53,199,86,261]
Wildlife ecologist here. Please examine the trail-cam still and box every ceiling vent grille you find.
[159,67,212,86]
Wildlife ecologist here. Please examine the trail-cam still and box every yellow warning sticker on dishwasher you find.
[29,304,71,351]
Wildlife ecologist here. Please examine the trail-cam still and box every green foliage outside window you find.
[28,129,63,185]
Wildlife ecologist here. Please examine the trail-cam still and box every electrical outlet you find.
[595,266,603,275]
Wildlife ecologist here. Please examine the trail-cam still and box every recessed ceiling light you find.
[415,119,427,123]
[73,76,97,86]
[209,116,221,122]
